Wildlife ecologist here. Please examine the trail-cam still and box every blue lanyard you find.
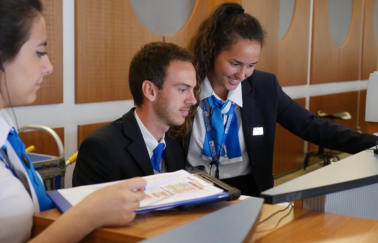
[0,147,17,177]
[203,99,236,179]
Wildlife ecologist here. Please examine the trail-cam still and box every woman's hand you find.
[30,177,147,243]
[74,177,147,228]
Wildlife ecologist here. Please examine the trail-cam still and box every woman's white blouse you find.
[187,78,252,179]
[0,109,35,243]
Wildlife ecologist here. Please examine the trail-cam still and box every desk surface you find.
[33,201,247,243]
[261,150,378,204]
[33,202,378,243]
[252,204,378,242]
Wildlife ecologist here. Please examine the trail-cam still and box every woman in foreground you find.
[0,0,146,242]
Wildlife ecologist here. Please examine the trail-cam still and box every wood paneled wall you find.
[74,0,377,104]
[277,0,311,86]
[243,0,279,75]
[77,122,110,150]
[75,0,162,103]
[361,0,378,80]
[31,0,63,106]
[311,0,363,84]
[244,0,311,87]
[273,98,306,177]
[359,90,368,133]
[307,91,359,153]
[165,0,226,47]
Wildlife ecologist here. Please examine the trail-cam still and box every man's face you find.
[154,60,197,127]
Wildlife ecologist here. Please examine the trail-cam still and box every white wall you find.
[6,0,371,188]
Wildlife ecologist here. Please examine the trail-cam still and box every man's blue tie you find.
[7,128,54,211]
[151,143,164,173]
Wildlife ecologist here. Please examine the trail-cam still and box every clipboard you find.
[47,170,241,214]
[176,170,241,210]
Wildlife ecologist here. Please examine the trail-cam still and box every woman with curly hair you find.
[169,2,378,197]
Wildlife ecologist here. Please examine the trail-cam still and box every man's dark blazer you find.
[184,70,378,195]
[73,108,186,186]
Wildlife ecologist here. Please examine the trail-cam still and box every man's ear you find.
[142,80,157,102]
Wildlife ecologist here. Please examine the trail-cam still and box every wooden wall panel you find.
[361,0,378,80]
[166,0,310,87]
[273,98,306,177]
[208,0,241,7]
[75,0,162,104]
[311,0,363,84]
[30,0,63,106]
[338,0,363,81]
[277,0,310,86]
[308,91,359,153]
[243,0,279,75]
[77,122,110,150]
[164,0,235,47]
[359,89,368,133]
[19,128,64,156]
[367,122,378,134]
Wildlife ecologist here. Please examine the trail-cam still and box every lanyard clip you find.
[22,153,31,168]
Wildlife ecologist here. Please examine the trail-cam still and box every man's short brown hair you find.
[129,41,195,106]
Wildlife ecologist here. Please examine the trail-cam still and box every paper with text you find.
[139,170,222,209]
[54,170,225,213]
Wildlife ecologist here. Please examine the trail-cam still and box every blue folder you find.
[47,190,231,214]
[47,170,241,214]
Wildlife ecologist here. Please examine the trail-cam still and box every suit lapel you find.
[164,137,174,171]
[183,129,192,158]
[164,136,184,171]
[122,109,154,175]
[241,79,256,151]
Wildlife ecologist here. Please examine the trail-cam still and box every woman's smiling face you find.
[208,38,261,100]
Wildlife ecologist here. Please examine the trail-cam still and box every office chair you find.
[303,110,352,170]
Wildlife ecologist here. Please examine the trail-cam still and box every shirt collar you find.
[199,77,243,107]
[134,110,166,157]
[0,109,15,147]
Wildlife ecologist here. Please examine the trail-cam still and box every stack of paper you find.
[47,170,228,213]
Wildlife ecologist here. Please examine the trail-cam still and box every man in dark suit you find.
[73,42,197,186]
